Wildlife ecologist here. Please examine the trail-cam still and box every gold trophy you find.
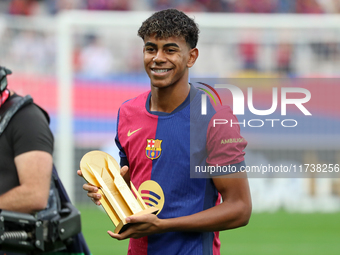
[80,151,158,233]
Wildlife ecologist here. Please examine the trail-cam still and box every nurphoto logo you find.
[198,82,312,128]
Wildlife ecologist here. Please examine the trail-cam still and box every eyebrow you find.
[163,43,180,48]
[145,42,156,47]
[144,42,180,48]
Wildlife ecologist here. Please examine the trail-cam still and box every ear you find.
[187,48,199,68]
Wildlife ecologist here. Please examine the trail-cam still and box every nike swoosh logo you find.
[127,128,142,137]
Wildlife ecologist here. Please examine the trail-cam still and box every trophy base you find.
[114,207,159,234]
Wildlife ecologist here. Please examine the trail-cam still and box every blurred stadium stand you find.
[1,0,340,14]
[0,0,340,212]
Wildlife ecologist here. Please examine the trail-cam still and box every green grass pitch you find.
[79,206,340,255]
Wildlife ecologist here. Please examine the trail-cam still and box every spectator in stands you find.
[87,0,108,10]
[296,0,324,13]
[231,0,250,12]
[275,0,296,13]
[107,0,131,11]
[194,0,229,12]
[276,42,294,76]
[310,42,339,61]
[9,30,47,74]
[151,0,173,11]
[87,0,131,11]
[176,1,206,12]
[232,0,275,13]
[46,0,84,15]
[334,0,340,12]
[79,34,113,77]
[239,41,258,71]
[8,0,38,16]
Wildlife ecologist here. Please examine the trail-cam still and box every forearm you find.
[161,174,252,233]
[108,173,252,240]
[161,199,251,233]
[108,197,251,240]
[0,185,49,213]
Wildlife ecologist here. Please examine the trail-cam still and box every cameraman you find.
[0,66,53,214]
[0,66,90,255]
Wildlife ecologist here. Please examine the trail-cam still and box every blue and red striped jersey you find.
[115,85,247,255]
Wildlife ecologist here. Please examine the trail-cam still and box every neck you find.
[150,80,190,113]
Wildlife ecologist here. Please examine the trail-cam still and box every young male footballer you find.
[79,8,251,255]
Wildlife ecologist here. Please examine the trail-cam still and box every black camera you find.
[0,203,81,254]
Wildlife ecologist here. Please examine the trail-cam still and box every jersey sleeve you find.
[114,107,129,167]
[9,104,54,157]
[206,106,247,175]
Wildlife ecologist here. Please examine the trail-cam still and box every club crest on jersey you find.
[146,139,162,160]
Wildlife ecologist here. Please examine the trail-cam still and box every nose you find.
[153,50,166,64]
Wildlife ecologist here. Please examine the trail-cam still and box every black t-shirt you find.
[0,94,54,195]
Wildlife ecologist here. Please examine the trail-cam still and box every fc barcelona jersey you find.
[115,85,247,255]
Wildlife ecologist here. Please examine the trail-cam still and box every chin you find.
[151,80,172,89]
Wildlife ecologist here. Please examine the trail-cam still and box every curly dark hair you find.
[137,9,199,49]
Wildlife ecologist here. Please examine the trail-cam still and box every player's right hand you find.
[77,170,101,205]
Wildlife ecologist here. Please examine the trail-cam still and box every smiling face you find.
[143,34,198,89]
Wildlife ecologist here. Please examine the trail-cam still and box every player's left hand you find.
[107,213,163,240]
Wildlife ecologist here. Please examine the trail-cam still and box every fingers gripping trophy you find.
[80,151,158,234]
